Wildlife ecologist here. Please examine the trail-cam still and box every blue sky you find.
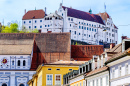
[0,0,130,43]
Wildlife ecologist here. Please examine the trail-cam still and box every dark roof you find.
[22,10,45,20]
[62,6,105,25]
[71,45,104,61]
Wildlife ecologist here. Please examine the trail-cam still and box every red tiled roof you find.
[71,45,104,61]
[97,12,110,21]
[86,66,108,77]
[22,10,45,20]
[62,6,105,25]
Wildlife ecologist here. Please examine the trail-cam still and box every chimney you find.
[110,43,115,49]
[92,56,95,70]
[101,55,103,68]
[97,56,100,69]
[25,9,26,14]
[105,53,108,62]
[45,7,47,15]
[122,36,128,41]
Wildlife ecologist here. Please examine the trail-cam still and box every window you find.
[70,24,71,27]
[35,20,37,23]
[79,26,81,29]
[125,64,129,75]
[96,79,98,86]
[90,28,91,31]
[89,35,90,37]
[48,25,50,27]
[68,18,70,20]
[107,38,108,41]
[79,33,80,35]
[18,60,20,66]
[29,21,31,23]
[112,34,114,37]
[84,34,86,36]
[87,23,88,26]
[70,30,71,33]
[40,26,42,28]
[106,76,108,85]
[40,20,42,22]
[48,68,52,70]
[110,39,111,42]
[19,84,24,86]
[112,68,115,78]
[106,32,108,35]
[2,83,7,86]
[75,31,76,34]
[69,69,72,71]
[118,66,122,77]
[100,78,102,86]
[87,27,88,30]
[46,74,53,85]
[29,26,31,29]
[24,21,26,24]
[80,83,81,86]
[79,22,80,24]
[109,33,111,36]
[23,60,26,66]
[62,13,63,16]
[92,28,93,31]
[95,29,96,32]
[71,18,73,21]
[93,80,94,86]
[82,26,83,29]
[92,24,93,27]
[89,24,91,26]
[12,60,14,65]
[88,81,90,86]
[45,25,47,27]
[56,69,60,71]
[34,26,37,28]
[116,41,117,44]
[84,27,86,30]
[55,74,61,85]
[84,23,86,25]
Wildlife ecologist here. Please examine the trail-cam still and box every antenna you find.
[104,3,106,12]
[62,0,63,5]
[3,19,4,25]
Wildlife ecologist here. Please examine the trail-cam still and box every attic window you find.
[56,68,60,71]
[48,68,52,70]
[69,69,72,71]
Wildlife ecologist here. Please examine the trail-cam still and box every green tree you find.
[1,23,19,33]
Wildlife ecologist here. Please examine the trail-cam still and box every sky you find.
[0,0,130,43]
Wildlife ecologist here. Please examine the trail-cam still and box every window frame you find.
[46,74,53,85]
[55,74,61,85]
[125,63,129,75]
[118,65,122,77]
[112,68,115,78]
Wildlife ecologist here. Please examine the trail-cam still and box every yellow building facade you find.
[28,61,86,86]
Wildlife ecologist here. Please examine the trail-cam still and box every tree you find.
[1,23,19,33]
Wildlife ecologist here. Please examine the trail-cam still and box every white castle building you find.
[22,4,118,45]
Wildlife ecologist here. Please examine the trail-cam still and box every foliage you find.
[1,23,19,33]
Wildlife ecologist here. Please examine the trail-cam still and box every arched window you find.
[23,60,26,66]
[2,83,7,86]
[12,60,14,65]
[19,84,24,86]
[18,60,20,66]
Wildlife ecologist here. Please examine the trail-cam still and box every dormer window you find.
[18,60,20,66]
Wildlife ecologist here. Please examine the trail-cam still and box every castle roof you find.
[22,9,45,20]
[62,6,105,25]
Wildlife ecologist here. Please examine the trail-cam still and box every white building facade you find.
[106,39,130,86]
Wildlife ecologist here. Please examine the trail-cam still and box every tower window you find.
[23,60,26,66]
[35,20,37,23]
[40,20,42,22]
[18,60,20,66]
[12,60,14,65]
[29,21,31,23]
